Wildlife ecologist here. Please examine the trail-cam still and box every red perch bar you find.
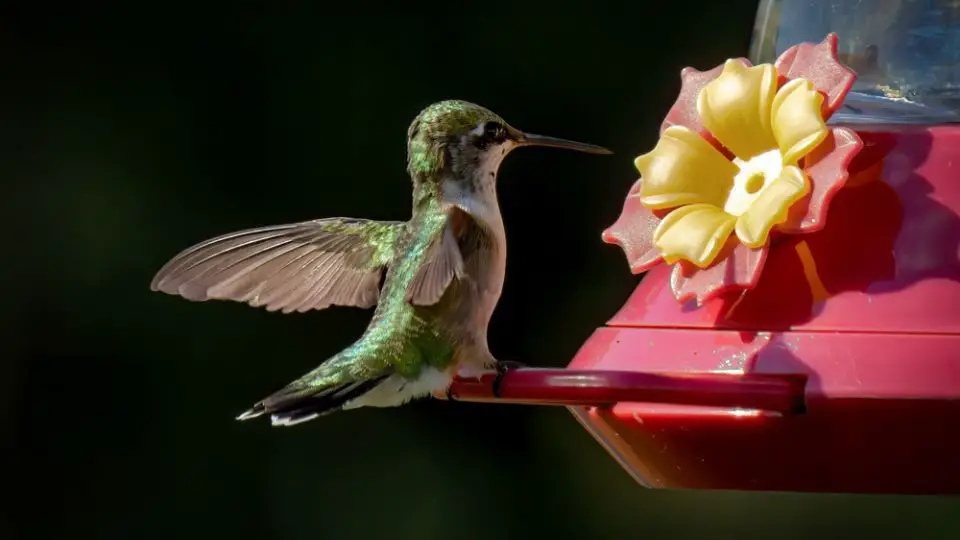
[440,368,807,416]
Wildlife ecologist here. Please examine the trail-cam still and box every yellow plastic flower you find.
[635,60,828,268]
[604,34,863,306]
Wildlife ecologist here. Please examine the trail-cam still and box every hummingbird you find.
[150,99,611,426]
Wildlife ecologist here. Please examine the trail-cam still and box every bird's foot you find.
[492,361,526,398]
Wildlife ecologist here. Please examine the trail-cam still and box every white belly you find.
[341,367,455,409]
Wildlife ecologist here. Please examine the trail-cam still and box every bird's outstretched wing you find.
[406,205,490,306]
[150,217,405,313]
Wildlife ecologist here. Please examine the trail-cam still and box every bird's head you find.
[406,100,611,183]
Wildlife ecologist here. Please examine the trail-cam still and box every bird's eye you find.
[471,121,507,149]
[482,121,505,140]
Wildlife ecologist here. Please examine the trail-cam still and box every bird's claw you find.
[492,361,525,398]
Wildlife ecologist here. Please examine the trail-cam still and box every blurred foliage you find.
[1,2,958,539]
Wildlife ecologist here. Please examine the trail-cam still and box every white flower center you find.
[724,148,783,216]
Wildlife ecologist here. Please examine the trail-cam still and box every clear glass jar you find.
[750,0,960,124]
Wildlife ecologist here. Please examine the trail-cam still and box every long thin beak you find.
[515,130,613,155]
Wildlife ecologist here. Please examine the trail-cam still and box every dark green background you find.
[3,2,958,539]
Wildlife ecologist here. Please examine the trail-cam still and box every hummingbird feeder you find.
[442,0,960,495]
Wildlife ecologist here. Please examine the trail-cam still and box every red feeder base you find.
[567,328,960,494]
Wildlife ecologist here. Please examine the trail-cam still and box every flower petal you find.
[781,127,864,234]
[601,185,665,274]
[697,60,778,160]
[635,126,737,210]
[735,165,810,248]
[671,242,768,305]
[771,78,828,165]
[774,33,857,120]
[653,203,737,268]
[661,60,751,145]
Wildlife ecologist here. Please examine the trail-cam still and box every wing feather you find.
[406,206,483,306]
[151,217,405,313]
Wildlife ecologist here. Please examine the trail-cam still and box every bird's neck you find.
[412,164,503,234]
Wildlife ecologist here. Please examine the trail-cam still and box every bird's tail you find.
[236,358,392,427]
